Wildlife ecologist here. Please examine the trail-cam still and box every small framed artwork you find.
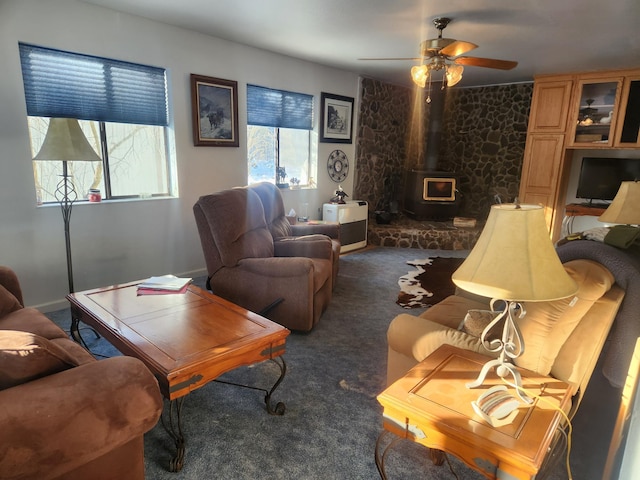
[190,74,239,147]
[320,92,354,144]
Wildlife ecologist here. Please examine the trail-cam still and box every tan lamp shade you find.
[452,204,578,302]
[598,181,640,225]
[33,118,102,162]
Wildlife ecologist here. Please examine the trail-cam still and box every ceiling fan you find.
[360,17,517,96]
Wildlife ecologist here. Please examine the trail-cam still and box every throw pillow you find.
[0,284,22,317]
[458,309,502,341]
[0,330,79,390]
[514,260,613,375]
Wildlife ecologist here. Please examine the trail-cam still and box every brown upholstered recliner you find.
[247,182,341,287]
[193,187,333,331]
[0,266,163,480]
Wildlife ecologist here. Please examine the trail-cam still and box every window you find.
[19,43,173,203]
[247,85,316,187]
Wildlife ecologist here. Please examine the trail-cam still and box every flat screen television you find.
[576,157,640,202]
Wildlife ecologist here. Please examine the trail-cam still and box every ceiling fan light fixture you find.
[411,64,428,88]
[445,63,464,86]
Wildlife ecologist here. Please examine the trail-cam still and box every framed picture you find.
[191,74,239,146]
[320,92,354,144]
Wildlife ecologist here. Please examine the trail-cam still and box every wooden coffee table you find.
[67,281,290,472]
[375,345,572,480]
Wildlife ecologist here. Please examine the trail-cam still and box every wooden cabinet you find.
[519,67,640,241]
[527,78,573,133]
[519,77,573,238]
[567,71,640,148]
[615,76,640,147]
[568,76,622,148]
[518,134,568,236]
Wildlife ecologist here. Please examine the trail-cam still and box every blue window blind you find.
[247,84,313,130]
[19,43,168,127]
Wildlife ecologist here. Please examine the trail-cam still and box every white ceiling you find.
[81,0,640,88]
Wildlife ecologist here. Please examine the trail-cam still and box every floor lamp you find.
[33,118,102,293]
[451,203,578,403]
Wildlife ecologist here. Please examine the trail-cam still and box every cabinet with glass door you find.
[615,76,640,148]
[568,77,622,148]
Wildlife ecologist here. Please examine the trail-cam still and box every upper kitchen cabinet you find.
[568,76,623,148]
[527,78,573,133]
[567,69,640,149]
[614,76,640,147]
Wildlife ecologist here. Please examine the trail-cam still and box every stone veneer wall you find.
[354,78,414,212]
[440,83,534,218]
[354,78,533,220]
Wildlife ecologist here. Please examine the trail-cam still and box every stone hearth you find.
[367,214,482,250]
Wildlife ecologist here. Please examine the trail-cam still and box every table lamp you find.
[33,118,102,293]
[598,181,640,246]
[452,203,578,403]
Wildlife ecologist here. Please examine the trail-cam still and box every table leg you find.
[160,396,187,472]
[429,448,445,466]
[213,356,287,416]
[265,356,287,415]
[69,310,99,350]
[70,314,83,345]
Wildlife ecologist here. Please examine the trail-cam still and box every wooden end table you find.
[67,281,289,472]
[375,345,572,480]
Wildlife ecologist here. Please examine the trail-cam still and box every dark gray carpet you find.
[47,247,618,479]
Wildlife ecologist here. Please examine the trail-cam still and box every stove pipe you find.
[403,85,461,220]
[424,85,445,171]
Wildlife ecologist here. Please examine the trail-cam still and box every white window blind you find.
[247,84,313,130]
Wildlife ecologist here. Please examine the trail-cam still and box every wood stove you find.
[404,170,461,219]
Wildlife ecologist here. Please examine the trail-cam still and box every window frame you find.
[246,84,315,187]
[20,43,175,203]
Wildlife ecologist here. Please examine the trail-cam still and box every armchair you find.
[0,266,163,480]
[193,187,333,331]
[247,182,341,287]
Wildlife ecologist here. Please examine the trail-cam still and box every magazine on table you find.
[137,275,192,295]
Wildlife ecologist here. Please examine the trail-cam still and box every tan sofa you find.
[0,266,163,480]
[387,258,625,418]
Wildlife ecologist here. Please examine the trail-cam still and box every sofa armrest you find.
[389,314,488,362]
[290,223,340,239]
[0,266,23,306]
[273,236,332,260]
[0,356,163,480]
[386,313,493,386]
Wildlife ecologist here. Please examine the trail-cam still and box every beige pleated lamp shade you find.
[33,118,102,162]
[598,181,640,225]
[452,204,578,302]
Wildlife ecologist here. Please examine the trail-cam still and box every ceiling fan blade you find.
[455,56,518,70]
[358,57,421,61]
[440,40,478,58]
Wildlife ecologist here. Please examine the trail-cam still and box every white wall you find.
[0,0,359,310]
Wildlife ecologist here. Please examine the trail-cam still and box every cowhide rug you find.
[397,257,465,309]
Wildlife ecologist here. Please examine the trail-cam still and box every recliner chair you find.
[193,187,333,331]
[247,182,341,288]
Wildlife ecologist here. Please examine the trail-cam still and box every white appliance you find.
[322,201,368,253]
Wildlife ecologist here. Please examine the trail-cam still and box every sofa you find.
[194,187,334,331]
[387,256,626,419]
[0,266,164,480]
